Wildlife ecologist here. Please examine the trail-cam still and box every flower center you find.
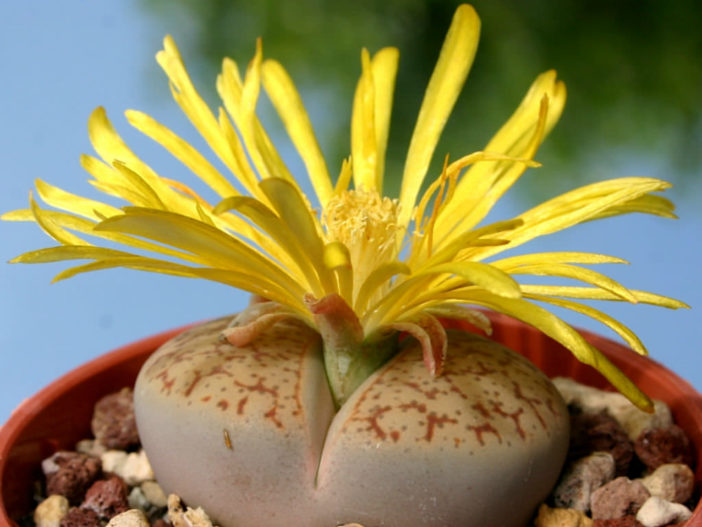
[322,189,401,300]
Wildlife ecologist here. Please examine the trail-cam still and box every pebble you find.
[105,509,151,527]
[634,426,693,471]
[29,384,698,527]
[141,481,168,508]
[34,495,69,527]
[639,463,694,504]
[592,517,642,526]
[553,379,672,441]
[91,387,140,450]
[82,475,130,519]
[167,494,216,527]
[75,439,108,458]
[101,449,155,486]
[569,413,633,476]
[553,452,616,511]
[635,496,692,527]
[534,503,594,526]
[590,477,650,520]
[127,486,150,512]
[42,452,102,505]
[59,507,101,527]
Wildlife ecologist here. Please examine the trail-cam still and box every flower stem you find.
[305,294,399,408]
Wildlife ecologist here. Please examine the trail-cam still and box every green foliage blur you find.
[141,0,701,200]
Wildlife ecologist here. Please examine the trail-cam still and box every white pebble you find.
[101,449,129,472]
[640,463,695,503]
[168,493,218,527]
[128,486,150,511]
[106,509,150,527]
[75,438,107,457]
[101,449,154,485]
[553,377,672,439]
[33,495,69,527]
[141,480,168,508]
[533,503,593,526]
[636,496,692,527]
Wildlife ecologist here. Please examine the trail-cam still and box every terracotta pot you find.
[1,312,701,526]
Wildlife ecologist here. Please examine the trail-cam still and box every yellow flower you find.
[4,5,686,409]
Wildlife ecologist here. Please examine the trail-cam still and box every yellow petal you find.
[112,162,166,210]
[35,179,121,221]
[214,195,324,296]
[351,49,378,191]
[519,285,689,310]
[398,4,480,229]
[218,46,295,186]
[157,37,247,184]
[94,207,307,299]
[494,252,629,268]
[262,59,333,206]
[505,262,637,303]
[411,151,539,262]
[471,178,672,260]
[420,261,522,299]
[126,109,238,198]
[433,72,565,243]
[87,108,162,189]
[258,178,335,292]
[334,157,353,196]
[436,290,653,410]
[414,218,523,269]
[52,256,307,314]
[10,245,131,264]
[7,206,197,262]
[354,261,411,314]
[324,241,353,302]
[366,260,521,330]
[525,293,647,355]
[589,194,677,220]
[29,192,87,246]
[370,47,399,189]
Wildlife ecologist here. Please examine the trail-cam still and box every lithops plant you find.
[136,316,569,527]
[4,4,686,527]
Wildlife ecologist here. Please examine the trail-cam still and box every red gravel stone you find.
[81,475,129,519]
[592,516,643,527]
[634,425,694,471]
[91,387,140,450]
[59,507,101,527]
[570,412,634,476]
[590,477,650,520]
[44,452,102,505]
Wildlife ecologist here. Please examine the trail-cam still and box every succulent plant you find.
[4,4,686,526]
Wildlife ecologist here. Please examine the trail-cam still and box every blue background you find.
[0,2,699,423]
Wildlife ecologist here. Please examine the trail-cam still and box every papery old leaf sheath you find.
[4,4,686,409]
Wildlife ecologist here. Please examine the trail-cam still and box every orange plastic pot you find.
[1,312,701,526]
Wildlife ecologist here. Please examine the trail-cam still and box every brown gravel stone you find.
[640,463,695,504]
[591,477,650,520]
[592,516,642,527]
[552,452,616,511]
[59,507,101,527]
[570,413,634,476]
[82,475,130,519]
[634,426,694,471]
[44,452,102,505]
[91,387,140,450]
